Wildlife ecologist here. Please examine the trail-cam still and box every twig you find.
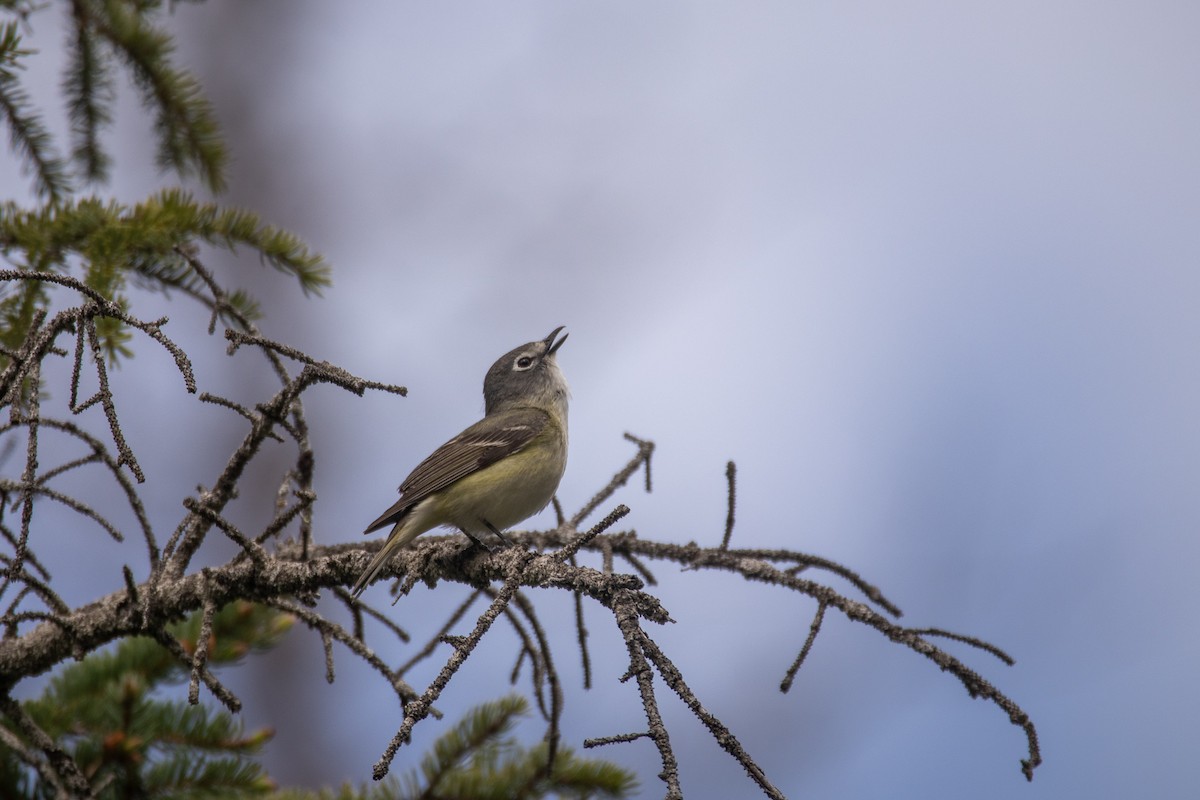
[556,504,630,562]
[182,497,269,568]
[395,590,481,677]
[609,592,682,800]
[373,549,537,780]
[0,719,72,798]
[569,435,652,527]
[571,558,592,690]
[721,460,737,550]
[781,601,826,693]
[188,592,217,704]
[84,316,144,481]
[640,626,786,799]
[908,627,1015,665]
[152,628,241,713]
[264,597,420,703]
[0,692,94,798]
[509,589,563,768]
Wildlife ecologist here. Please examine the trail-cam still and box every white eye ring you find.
[514,355,535,370]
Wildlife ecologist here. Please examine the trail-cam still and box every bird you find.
[350,327,569,597]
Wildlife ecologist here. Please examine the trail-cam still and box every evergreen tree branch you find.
[65,2,115,183]
[3,601,282,797]
[268,697,636,800]
[71,0,227,191]
[0,21,73,203]
[414,693,525,798]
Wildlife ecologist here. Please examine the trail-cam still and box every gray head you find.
[483,327,570,416]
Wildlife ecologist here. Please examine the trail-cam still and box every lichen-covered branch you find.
[0,267,1040,799]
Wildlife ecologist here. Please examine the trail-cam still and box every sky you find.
[4,1,1200,798]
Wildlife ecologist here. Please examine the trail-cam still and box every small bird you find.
[351,327,570,598]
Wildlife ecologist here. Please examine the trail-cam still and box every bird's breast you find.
[437,424,566,533]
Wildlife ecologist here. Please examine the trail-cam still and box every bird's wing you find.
[362,407,550,534]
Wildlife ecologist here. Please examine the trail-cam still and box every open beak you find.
[544,326,568,355]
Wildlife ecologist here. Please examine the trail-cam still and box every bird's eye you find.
[515,355,535,370]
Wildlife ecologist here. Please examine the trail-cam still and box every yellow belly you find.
[432,425,567,534]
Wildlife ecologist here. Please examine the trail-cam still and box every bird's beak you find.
[545,326,568,355]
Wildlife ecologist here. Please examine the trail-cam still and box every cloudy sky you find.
[5,2,1199,797]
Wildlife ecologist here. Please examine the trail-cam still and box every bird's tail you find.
[350,519,425,598]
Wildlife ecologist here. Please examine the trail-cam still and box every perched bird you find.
[351,327,570,597]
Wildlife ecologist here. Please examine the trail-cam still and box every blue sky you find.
[4,2,1199,797]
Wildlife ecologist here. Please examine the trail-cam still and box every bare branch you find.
[395,589,482,677]
[569,434,652,527]
[570,556,593,690]
[151,626,241,713]
[187,590,217,704]
[0,264,1041,797]
[181,496,269,567]
[781,601,826,693]
[0,692,94,798]
[721,460,736,550]
[639,628,786,800]
[556,504,630,562]
[224,329,407,398]
[0,718,72,798]
[0,480,125,542]
[609,593,682,800]
[373,548,539,780]
[264,597,420,704]
[509,588,563,764]
[908,627,1016,665]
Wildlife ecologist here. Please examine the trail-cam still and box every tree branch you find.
[0,267,1041,797]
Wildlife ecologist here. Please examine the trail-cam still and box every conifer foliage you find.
[1,0,329,381]
[273,695,637,800]
[1,603,284,799]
